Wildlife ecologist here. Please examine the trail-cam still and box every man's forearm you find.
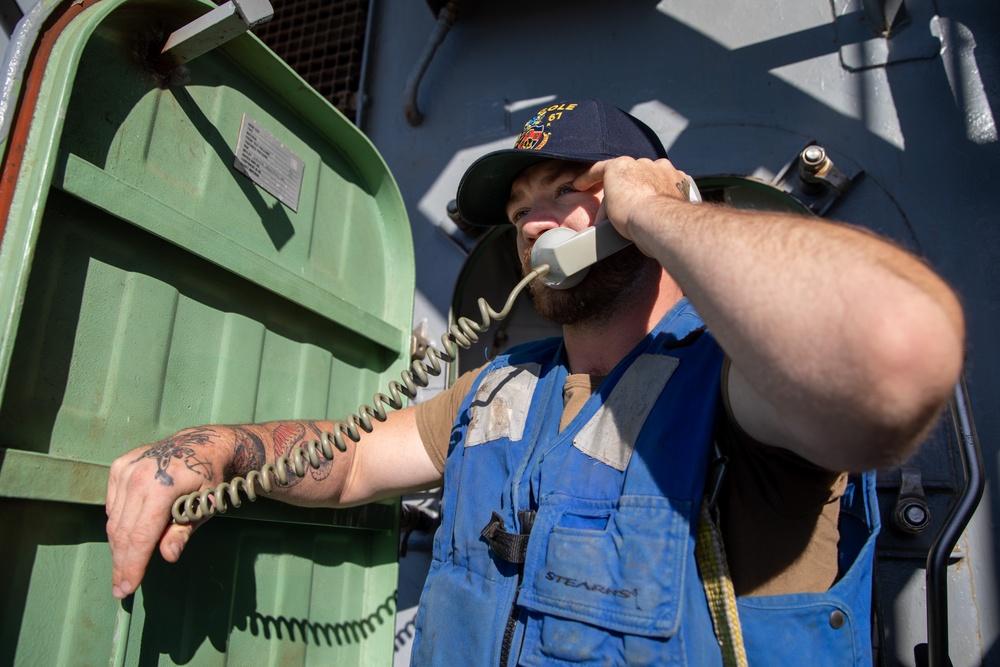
[635,196,965,465]
[107,406,436,599]
[225,420,358,507]
[150,420,357,509]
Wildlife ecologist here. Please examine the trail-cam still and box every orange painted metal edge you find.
[0,0,102,245]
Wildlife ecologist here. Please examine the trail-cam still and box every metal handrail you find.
[925,376,985,667]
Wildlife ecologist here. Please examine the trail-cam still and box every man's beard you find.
[522,244,661,328]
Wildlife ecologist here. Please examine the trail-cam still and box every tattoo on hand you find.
[675,180,690,200]
[131,428,216,486]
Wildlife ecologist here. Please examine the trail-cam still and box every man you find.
[106,100,964,665]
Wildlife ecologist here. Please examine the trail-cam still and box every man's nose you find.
[520,208,564,242]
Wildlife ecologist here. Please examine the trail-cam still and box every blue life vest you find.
[411,298,878,666]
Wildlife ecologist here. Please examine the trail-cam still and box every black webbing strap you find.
[481,510,536,564]
[705,440,729,512]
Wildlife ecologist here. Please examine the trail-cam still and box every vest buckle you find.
[480,511,535,564]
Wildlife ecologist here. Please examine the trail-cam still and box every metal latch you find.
[772,142,862,216]
[891,466,932,535]
[160,0,274,65]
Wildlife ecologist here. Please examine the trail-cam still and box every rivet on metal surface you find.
[830,610,846,630]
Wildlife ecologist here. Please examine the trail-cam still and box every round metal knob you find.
[801,145,827,169]
[892,497,932,535]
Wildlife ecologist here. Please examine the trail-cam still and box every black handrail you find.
[925,376,985,667]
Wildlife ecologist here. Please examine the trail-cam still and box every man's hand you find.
[105,426,232,599]
[572,157,693,246]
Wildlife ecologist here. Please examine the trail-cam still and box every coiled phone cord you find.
[170,265,551,524]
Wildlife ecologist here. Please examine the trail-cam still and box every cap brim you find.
[456,149,600,227]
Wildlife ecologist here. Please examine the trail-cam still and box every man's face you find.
[505,159,659,327]
[506,160,604,258]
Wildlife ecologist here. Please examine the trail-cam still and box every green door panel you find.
[0,1,413,665]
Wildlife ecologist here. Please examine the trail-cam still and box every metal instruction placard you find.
[233,113,304,212]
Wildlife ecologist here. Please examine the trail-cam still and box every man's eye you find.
[510,209,527,224]
[556,184,577,196]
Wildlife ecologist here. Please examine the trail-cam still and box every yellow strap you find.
[696,504,749,667]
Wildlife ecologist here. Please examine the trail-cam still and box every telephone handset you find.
[530,175,702,289]
[170,176,701,524]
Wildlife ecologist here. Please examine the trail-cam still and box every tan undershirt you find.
[414,365,846,597]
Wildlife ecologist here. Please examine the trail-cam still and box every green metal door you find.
[0,0,413,664]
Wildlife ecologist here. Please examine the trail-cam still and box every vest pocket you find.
[517,493,693,665]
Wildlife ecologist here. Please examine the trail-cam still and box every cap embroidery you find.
[514,102,579,151]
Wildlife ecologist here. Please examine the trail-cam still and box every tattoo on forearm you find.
[676,180,690,200]
[305,422,333,481]
[228,427,267,480]
[131,428,215,486]
[273,422,307,486]
[305,422,326,440]
[273,422,333,484]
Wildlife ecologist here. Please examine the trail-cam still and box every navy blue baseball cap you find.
[456,99,668,226]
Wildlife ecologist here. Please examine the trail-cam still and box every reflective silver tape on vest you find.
[573,355,679,471]
[466,363,541,447]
